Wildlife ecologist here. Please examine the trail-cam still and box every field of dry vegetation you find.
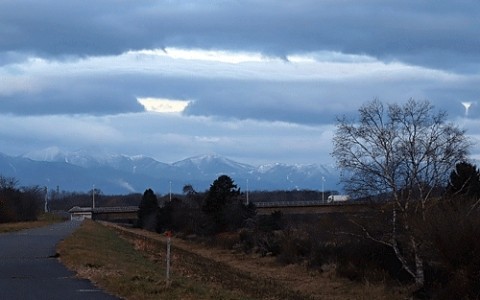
[0,213,64,233]
[58,220,407,300]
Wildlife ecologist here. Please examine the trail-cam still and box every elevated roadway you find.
[254,201,370,215]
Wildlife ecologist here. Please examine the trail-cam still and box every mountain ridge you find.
[0,149,340,194]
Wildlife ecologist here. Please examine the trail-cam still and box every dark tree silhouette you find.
[137,188,158,231]
[203,175,242,233]
[447,162,480,199]
[0,176,41,223]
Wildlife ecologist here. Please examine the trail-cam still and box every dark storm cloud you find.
[1,0,479,72]
[0,92,143,116]
[0,78,144,115]
[0,0,145,58]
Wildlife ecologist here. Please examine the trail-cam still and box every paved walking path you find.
[0,221,118,300]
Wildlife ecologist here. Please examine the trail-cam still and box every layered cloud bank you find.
[1,1,480,165]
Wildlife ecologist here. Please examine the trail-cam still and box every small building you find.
[68,206,138,223]
[68,206,93,221]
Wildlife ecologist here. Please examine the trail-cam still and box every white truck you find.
[327,195,350,203]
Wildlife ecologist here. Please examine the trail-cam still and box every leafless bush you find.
[0,177,42,223]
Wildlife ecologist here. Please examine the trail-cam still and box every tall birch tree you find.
[332,99,470,287]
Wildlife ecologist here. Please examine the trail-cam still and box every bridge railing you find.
[254,200,329,208]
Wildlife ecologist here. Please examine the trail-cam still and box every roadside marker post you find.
[165,231,173,286]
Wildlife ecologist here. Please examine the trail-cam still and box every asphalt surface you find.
[0,221,119,300]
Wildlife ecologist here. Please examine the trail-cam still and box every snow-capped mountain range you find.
[0,147,340,195]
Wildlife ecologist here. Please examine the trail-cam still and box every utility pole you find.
[246,179,249,205]
[321,177,325,204]
[44,186,48,213]
[169,181,172,202]
[92,184,96,209]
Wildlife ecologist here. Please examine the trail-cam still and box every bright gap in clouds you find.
[135,47,266,64]
[137,97,190,113]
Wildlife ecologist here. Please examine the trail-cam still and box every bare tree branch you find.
[332,99,470,287]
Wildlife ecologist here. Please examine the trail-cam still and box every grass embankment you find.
[58,220,406,300]
[0,213,65,233]
[58,220,270,300]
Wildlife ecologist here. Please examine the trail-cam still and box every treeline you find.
[137,175,255,235]
[48,190,142,211]
[47,188,339,212]
[0,176,43,223]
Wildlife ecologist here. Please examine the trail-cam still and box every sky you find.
[1,0,480,165]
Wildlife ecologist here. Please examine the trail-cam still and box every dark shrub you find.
[257,210,284,232]
[335,239,408,282]
[308,243,337,269]
[276,228,311,265]
[421,200,480,299]
[137,189,158,231]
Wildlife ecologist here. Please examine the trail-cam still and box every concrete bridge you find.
[67,201,369,222]
[253,201,370,215]
[68,206,138,223]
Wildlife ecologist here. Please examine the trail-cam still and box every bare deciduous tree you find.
[332,99,470,287]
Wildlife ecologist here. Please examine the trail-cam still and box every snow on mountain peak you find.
[23,146,64,162]
[173,154,255,172]
[11,149,340,193]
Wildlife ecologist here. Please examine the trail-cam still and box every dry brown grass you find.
[58,220,264,299]
[0,213,64,233]
[58,220,408,300]
[109,223,408,300]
